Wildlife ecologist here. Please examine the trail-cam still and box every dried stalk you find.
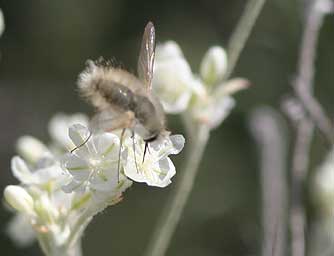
[250,107,288,256]
[287,1,333,255]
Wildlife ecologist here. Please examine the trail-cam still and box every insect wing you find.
[89,109,134,133]
[137,21,155,92]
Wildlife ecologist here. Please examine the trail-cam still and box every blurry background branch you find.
[249,107,288,256]
[293,0,334,145]
[224,0,266,79]
[282,1,333,256]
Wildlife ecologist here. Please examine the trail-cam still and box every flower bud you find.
[200,46,228,86]
[4,185,34,214]
[16,136,49,164]
[0,9,4,37]
[155,40,183,60]
[313,150,334,217]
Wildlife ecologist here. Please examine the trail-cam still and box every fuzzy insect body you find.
[78,22,166,142]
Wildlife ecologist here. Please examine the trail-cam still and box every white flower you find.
[153,41,194,113]
[61,124,132,201]
[153,42,248,130]
[200,46,228,86]
[5,153,88,250]
[123,133,185,187]
[48,113,89,150]
[16,136,50,164]
[191,92,235,129]
[190,78,248,129]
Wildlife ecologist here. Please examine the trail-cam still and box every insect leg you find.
[70,130,92,154]
[142,142,149,163]
[117,128,126,183]
[131,131,140,173]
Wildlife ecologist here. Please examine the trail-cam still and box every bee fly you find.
[74,22,167,176]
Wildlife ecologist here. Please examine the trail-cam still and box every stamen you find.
[132,131,140,173]
[117,128,126,183]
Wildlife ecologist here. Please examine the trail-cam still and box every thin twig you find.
[286,1,332,256]
[249,107,288,256]
[290,119,313,256]
[224,0,267,79]
[293,0,334,145]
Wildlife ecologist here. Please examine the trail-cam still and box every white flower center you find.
[88,158,102,168]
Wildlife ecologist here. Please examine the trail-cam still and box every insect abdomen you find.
[98,81,135,111]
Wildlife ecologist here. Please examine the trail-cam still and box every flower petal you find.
[32,165,67,187]
[200,46,227,86]
[94,133,119,158]
[11,156,36,184]
[169,135,186,155]
[68,124,91,148]
[151,135,185,160]
[48,113,89,149]
[16,136,49,164]
[155,41,184,60]
[153,42,194,114]
[62,179,84,193]
[61,154,90,181]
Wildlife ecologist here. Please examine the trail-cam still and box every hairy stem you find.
[144,125,209,256]
[224,0,267,79]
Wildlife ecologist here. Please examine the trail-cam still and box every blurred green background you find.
[0,0,333,255]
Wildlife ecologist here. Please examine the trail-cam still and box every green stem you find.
[144,1,267,255]
[224,0,267,79]
[144,125,209,256]
[37,234,83,256]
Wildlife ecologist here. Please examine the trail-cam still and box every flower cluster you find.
[3,38,241,255]
[4,113,184,253]
[153,41,248,129]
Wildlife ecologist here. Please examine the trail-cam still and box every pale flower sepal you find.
[215,78,250,96]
